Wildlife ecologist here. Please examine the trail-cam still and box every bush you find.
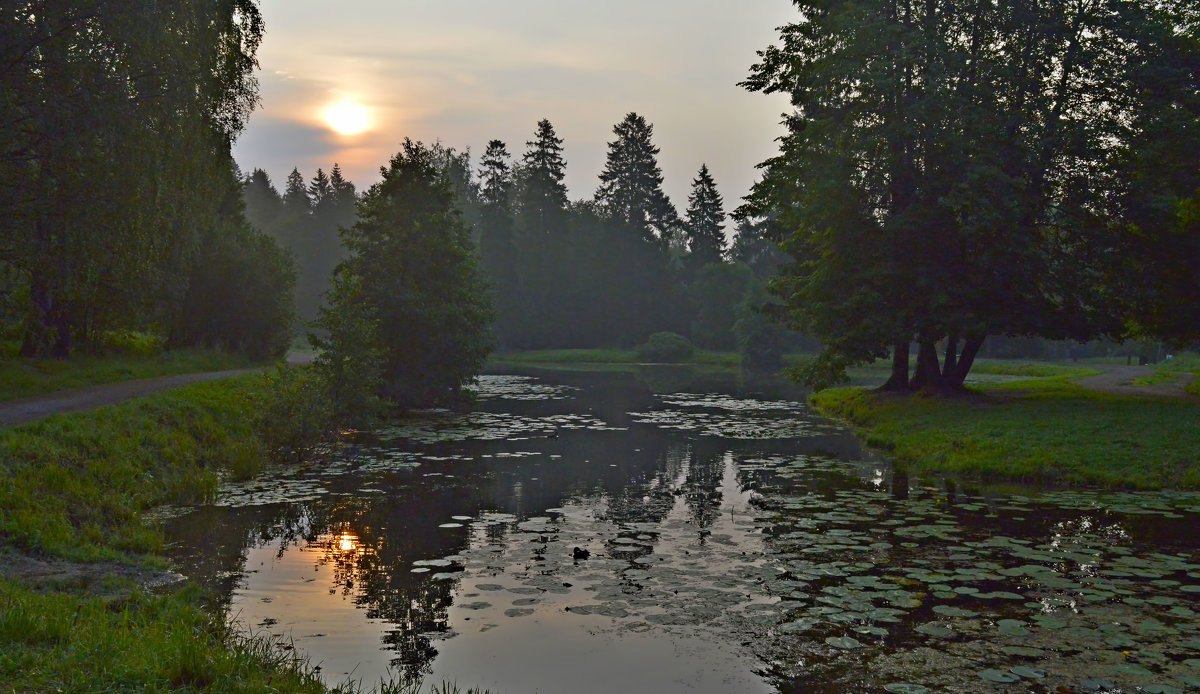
[635,332,695,363]
[256,366,335,464]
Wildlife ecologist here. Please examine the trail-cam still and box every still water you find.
[164,367,1200,693]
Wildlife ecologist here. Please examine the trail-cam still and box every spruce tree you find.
[684,164,726,267]
[594,112,679,245]
[518,119,568,234]
[307,168,332,211]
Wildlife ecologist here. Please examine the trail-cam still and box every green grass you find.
[0,348,257,402]
[0,580,329,693]
[492,348,741,367]
[811,380,1200,489]
[0,377,269,559]
[969,360,1098,379]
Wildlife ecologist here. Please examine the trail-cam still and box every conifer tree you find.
[518,119,569,234]
[595,112,679,245]
[684,164,726,267]
[308,168,332,211]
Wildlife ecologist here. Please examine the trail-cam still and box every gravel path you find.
[0,353,314,430]
[1073,365,1197,398]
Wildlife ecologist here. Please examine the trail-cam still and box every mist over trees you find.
[437,113,802,360]
[742,0,1200,390]
[242,164,357,322]
[0,1,293,359]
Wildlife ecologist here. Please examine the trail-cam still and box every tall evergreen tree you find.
[328,163,357,213]
[518,119,569,234]
[243,168,283,233]
[476,140,522,349]
[594,113,679,245]
[683,164,726,267]
[282,168,311,214]
[307,168,332,211]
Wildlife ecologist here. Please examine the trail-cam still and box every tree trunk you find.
[944,333,959,375]
[911,340,940,390]
[880,341,911,391]
[947,334,985,388]
[19,269,53,357]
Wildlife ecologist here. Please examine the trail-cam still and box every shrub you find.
[635,332,695,363]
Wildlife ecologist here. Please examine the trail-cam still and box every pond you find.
[162,366,1200,694]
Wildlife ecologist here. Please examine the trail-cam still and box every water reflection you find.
[163,367,1200,694]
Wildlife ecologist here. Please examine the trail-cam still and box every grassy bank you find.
[491,347,741,368]
[0,348,256,402]
[0,375,333,692]
[811,379,1200,489]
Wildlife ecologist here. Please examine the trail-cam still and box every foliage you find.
[323,139,493,409]
[310,273,385,427]
[0,377,266,559]
[0,0,266,357]
[742,0,1200,392]
[735,281,803,374]
[812,385,1200,489]
[595,112,680,246]
[245,163,357,322]
[256,365,337,464]
[635,332,696,363]
[683,164,727,268]
[686,262,753,351]
[170,172,296,360]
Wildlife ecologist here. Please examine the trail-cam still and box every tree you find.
[683,164,727,268]
[243,169,284,233]
[307,168,332,210]
[1,0,264,357]
[594,112,679,245]
[742,0,1196,391]
[512,119,572,347]
[475,140,522,349]
[321,139,493,408]
[517,119,569,233]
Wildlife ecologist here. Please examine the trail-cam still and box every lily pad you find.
[1010,666,1045,679]
[825,636,862,649]
[979,669,1020,683]
[883,685,929,694]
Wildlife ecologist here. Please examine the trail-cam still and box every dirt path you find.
[0,352,315,429]
[1073,365,1197,398]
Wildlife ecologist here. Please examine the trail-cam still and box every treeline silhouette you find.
[248,113,814,363]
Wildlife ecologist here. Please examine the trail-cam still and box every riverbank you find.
[490,347,742,369]
[0,348,256,402]
[811,376,1200,489]
[0,375,333,692]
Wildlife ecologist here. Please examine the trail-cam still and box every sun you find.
[323,101,370,136]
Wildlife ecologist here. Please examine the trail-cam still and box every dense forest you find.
[0,2,294,360]
[246,114,808,370]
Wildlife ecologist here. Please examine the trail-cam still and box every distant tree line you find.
[249,113,815,368]
[242,165,357,322]
[0,1,295,360]
[742,0,1200,390]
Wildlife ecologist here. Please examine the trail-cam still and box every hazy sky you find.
[233,0,797,210]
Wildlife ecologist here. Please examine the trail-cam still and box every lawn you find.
[811,377,1200,489]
